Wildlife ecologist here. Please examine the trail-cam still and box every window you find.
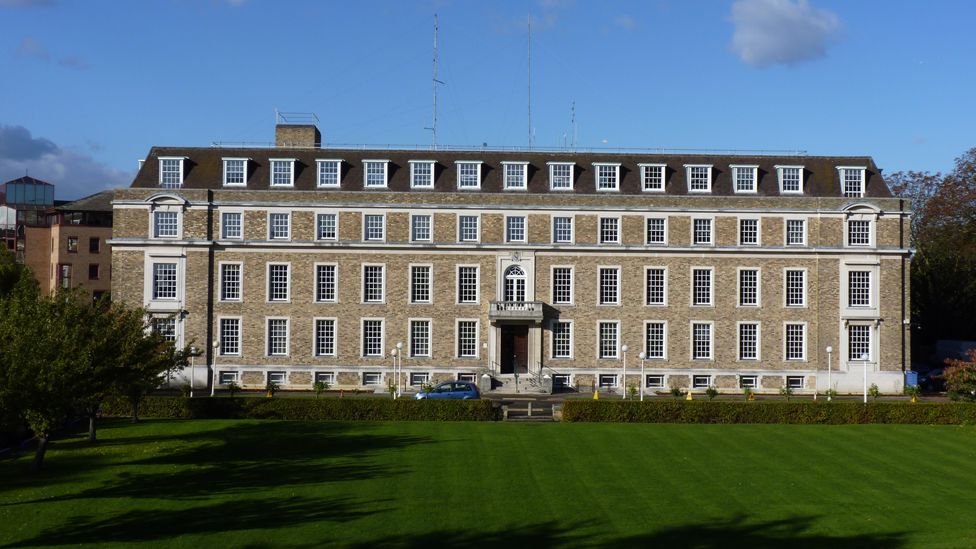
[411,265,431,303]
[410,160,435,188]
[315,372,337,385]
[268,212,290,240]
[785,323,805,360]
[152,263,177,300]
[89,237,100,253]
[66,237,78,252]
[732,165,757,193]
[640,164,666,192]
[411,215,432,242]
[693,218,713,245]
[598,321,619,359]
[456,161,482,189]
[693,375,711,389]
[552,267,573,304]
[315,319,336,356]
[739,218,759,246]
[315,264,337,302]
[364,214,385,241]
[777,166,803,193]
[363,372,383,385]
[268,263,290,302]
[219,318,240,355]
[159,157,183,188]
[599,267,619,305]
[552,374,570,388]
[849,271,871,307]
[219,371,240,385]
[840,167,866,198]
[363,265,385,303]
[317,159,341,187]
[738,322,758,360]
[739,268,759,307]
[645,321,666,359]
[267,318,289,356]
[739,375,758,389]
[787,376,804,390]
[458,215,479,242]
[457,320,478,357]
[599,217,619,244]
[594,163,620,191]
[645,375,665,389]
[848,219,871,246]
[458,373,477,383]
[785,219,806,246]
[410,373,431,386]
[88,264,99,280]
[551,321,572,358]
[362,319,384,357]
[410,319,431,357]
[153,317,176,342]
[153,211,179,238]
[785,269,805,307]
[221,212,242,239]
[646,268,666,306]
[363,160,388,187]
[220,263,241,301]
[686,165,712,192]
[553,216,573,243]
[223,158,247,186]
[506,216,526,243]
[646,218,666,245]
[58,264,72,289]
[503,162,528,190]
[549,162,574,190]
[692,322,712,360]
[599,374,618,388]
[270,159,295,187]
[316,213,337,240]
[849,325,872,361]
[504,265,526,302]
[267,371,287,384]
[457,266,479,303]
[692,268,713,306]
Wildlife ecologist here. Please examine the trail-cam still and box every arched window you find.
[504,265,526,302]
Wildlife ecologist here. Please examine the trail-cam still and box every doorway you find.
[500,325,529,374]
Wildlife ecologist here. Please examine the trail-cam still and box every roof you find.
[55,190,114,213]
[2,175,54,187]
[130,146,891,198]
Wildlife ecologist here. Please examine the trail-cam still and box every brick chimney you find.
[275,124,321,148]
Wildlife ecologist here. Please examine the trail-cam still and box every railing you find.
[488,301,544,321]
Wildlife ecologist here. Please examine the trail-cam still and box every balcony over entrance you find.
[489,300,544,322]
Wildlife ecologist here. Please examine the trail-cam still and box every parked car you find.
[414,381,480,400]
[919,368,946,392]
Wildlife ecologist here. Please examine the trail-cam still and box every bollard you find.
[528,402,533,417]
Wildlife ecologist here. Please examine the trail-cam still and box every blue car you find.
[414,381,480,400]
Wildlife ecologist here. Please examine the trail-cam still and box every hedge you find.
[101,396,500,422]
[562,400,976,425]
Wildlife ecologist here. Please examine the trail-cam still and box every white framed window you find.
[646,217,667,245]
[593,163,620,191]
[363,160,389,188]
[270,159,295,187]
[458,215,479,242]
[410,372,431,386]
[411,214,432,242]
[152,262,178,300]
[598,374,618,388]
[314,318,337,356]
[553,216,573,244]
[685,165,712,193]
[738,322,759,361]
[315,264,337,303]
[739,375,758,389]
[598,267,620,305]
[219,317,241,356]
[457,265,479,304]
[267,371,287,384]
[645,321,667,359]
[268,212,291,240]
[551,320,573,359]
[316,212,338,241]
[410,319,431,357]
[158,157,184,188]
[505,215,526,243]
[409,160,435,188]
[504,265,526,302]
[267,263,290,302]
[456,320,479,358]
[220,262,242,302]
[738,218,760,246]
[640,164,666,192]
[552,266,573,305]
[691,322,713,360]
[839,167,866,198]
[152,317,177,342]
[266,318,289,357]
[785,269,806,307]
[787,376,804,390]
[548,162,574,190]
[456,161,482,189]
[785,323,806,361]
[738,268,759,307]
[222,158,247,186]
[152,211,180,239]
[599,217,620,244]
[849,324,872,361]
[692,267,713,306]
[848,270,872,307]
[776,165,803,194]
[363,214,385,241]
[219,371,240,385]
[785,218,806,246]
[362,264,385,303]
[693,375,712,389]
[221,212,242,239]
[847,219,872,247]
[362,318,384,357]
[363,372,383,385]
[410,265,432,304]
[315,372,337,385]
[645,375,665,389]
[316,159,342,188]
[645,267,667,306]
[731,165,758,193]
[692,218,713,245]
[502,161,528,190]
[598,321,619,359]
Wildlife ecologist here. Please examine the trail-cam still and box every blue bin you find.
[905,371,919,388]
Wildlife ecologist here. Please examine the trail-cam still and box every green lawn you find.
[1,420,975,548]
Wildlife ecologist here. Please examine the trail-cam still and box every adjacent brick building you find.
[111,124,911,394]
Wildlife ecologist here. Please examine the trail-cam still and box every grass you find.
[1,420,975,548]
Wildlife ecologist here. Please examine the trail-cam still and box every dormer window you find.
[363,160,389,188]
[316,159,342,188]
[731,165,758,193]
[640,164,666,192]
[222,158,248,187]
[270,159,295,187]
[456,161,482,190]
[502,162,529,190]
[409,160,435,188]
[776,165,804,194]
[548,162,574,190]
[159,157,185,188]
[839,167,866,198]
[593,163,620,191]
[685,165,712,193]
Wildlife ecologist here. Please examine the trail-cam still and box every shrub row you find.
[101,396,500,422]
[562,399,976,424]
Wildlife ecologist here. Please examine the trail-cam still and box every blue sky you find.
[1,0,974,199]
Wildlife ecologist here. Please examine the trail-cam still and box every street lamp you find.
[396,341,404,396]
[621,344,629,399]
[825,346,833,402]
[210,339,220,397]
[862,353,869,404]
[188,346,200,398]
[638,351,646,402]
[390,348,398,399]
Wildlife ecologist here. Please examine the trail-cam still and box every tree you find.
[944,349,976,401]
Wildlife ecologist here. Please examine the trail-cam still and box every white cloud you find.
[730,0,841,68]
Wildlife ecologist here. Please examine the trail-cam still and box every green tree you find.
[944,349,976,401]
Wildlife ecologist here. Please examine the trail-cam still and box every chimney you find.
[275,124,321,148]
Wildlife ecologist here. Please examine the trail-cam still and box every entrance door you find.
[500,325,529,374]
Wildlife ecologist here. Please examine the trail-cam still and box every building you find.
[1,176,55,261]
[111,123,911,395]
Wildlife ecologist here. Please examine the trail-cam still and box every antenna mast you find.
[571,100,577,151]
[426,15,445,150]
[527,15,533,149]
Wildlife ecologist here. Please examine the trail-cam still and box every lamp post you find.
[210,339,220,397]
[396,341,404,396]
[825,345,833,402]
[862,353,869,404]
[188,346,200,398]
[638,351,646,402]
[390,348,398,399]
[621,344,629,399]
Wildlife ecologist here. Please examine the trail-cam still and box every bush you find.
[562,400,976,425]
[705,387,719,400]
[869,384,881,400]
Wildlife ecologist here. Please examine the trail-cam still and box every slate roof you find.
[56,190,114,213]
